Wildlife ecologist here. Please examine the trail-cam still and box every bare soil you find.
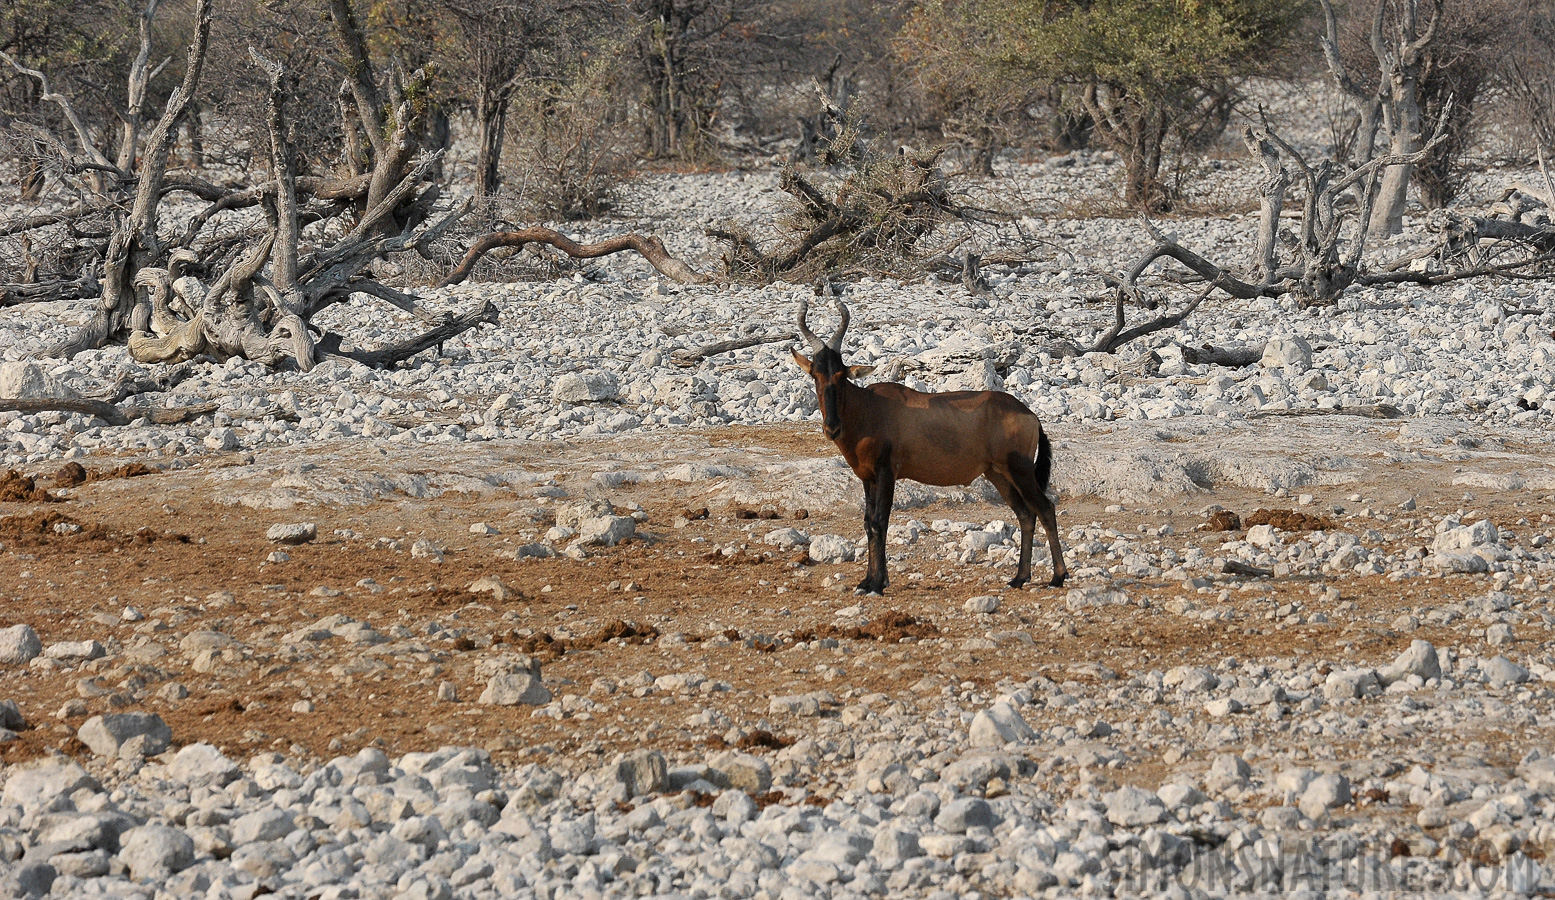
[0,420,1551,783]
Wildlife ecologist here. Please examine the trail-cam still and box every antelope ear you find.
[847,364,876,379]
[791,349,813,374]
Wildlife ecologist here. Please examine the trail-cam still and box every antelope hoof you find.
[1047,572,1067,588]
[855,575,887,595]
[1008,575,1030,589]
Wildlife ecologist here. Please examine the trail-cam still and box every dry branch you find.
[0,397,293,427]
[1249,404,1406,420]
[673,331,798,365]
[439,228,708,286]
[315,300,501,368]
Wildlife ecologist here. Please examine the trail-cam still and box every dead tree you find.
[1068,115,1555,359]
[1318,0,1444,237]
[0,0,498,370]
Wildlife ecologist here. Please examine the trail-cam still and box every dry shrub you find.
[715,116,972,283]
[503,56,636,221]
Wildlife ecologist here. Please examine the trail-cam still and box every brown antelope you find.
[792,297,1067,594]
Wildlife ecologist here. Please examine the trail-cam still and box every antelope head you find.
[792,297,874,440]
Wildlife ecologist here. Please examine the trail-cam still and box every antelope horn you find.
[828,297,850,350]
[795,298,826,352]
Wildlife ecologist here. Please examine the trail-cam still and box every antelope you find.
[792,297,1067,594]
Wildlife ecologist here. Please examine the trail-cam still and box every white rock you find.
[1246,524,1278,547]
[1066,586,1131,609]
[762,527,809,550]
[1204,697,1243,717]
[468,575,514,601]
[601,750,667,798]
[0,361,79,400]
[1298,773,1351,819]
[807,534,857,564]
[1205,754,1252,791]
[77,712,171,758]
[708,751,772,793]
[712,789,757,825]
[478,673,551,706]
[231,808,294,844]
[204,427,240,451]
[964,595,1000,614]
[1379,640,1440,685]
[266,522,317,544]
[1430,551,1489,574]
[1262,337,1313,374]
[1518,757,1555,793]
[1163,666,1219,693]
[872,826,923,864]
[935,797,997,833]
[410,539,444,561]
[969,701,1034,747]
[552,372,620,403]
[0,759,98,812]
[119,825,196,879]
[1157,783,1206,808]
[1323,668,1380,699]
[44,639,105,660]
[1103,785,1167,826]
[769,693,823,716]
[168,743,241,787]
[0,624,43,664]
[1483,655,1530,687]
[577,515,635,546]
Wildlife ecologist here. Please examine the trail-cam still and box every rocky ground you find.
[1,109,1555,897]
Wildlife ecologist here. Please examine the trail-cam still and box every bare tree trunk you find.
[115,0,162,173]
[338,83,367,177]
[1121,108,1167,210]
[475,92,509,197]
[1319,0,1443,238]
[252,49,299,308]
[1244,126,1290,284]
[1371,78,1423,237]
[184,102,205,167]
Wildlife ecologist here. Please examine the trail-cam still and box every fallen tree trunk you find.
[315,300,500,368]
[439,228,708,286]
[1179,343,1264,368]
[1249,404,1406,420]
[0,273,98,307]
[673,330,798,365]
[0,397,294,426]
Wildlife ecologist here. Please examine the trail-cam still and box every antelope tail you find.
[1035,430,1053,497]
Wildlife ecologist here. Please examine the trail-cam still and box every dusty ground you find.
[0,417,1552,787]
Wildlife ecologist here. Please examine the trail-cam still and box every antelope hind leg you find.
[987,472,1035,588]
[1008,454,1068,588]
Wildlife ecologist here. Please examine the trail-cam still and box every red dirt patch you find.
[498,619,660,658]
[797,610,940,644]
[1204,509,1241,531]
[1245,508,1336,532]
[52,461,155,487]
[736,729,794,750]
[0,471,58,503]
[0,511,84,536]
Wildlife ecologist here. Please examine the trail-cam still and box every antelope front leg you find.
[856,449,895,595]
